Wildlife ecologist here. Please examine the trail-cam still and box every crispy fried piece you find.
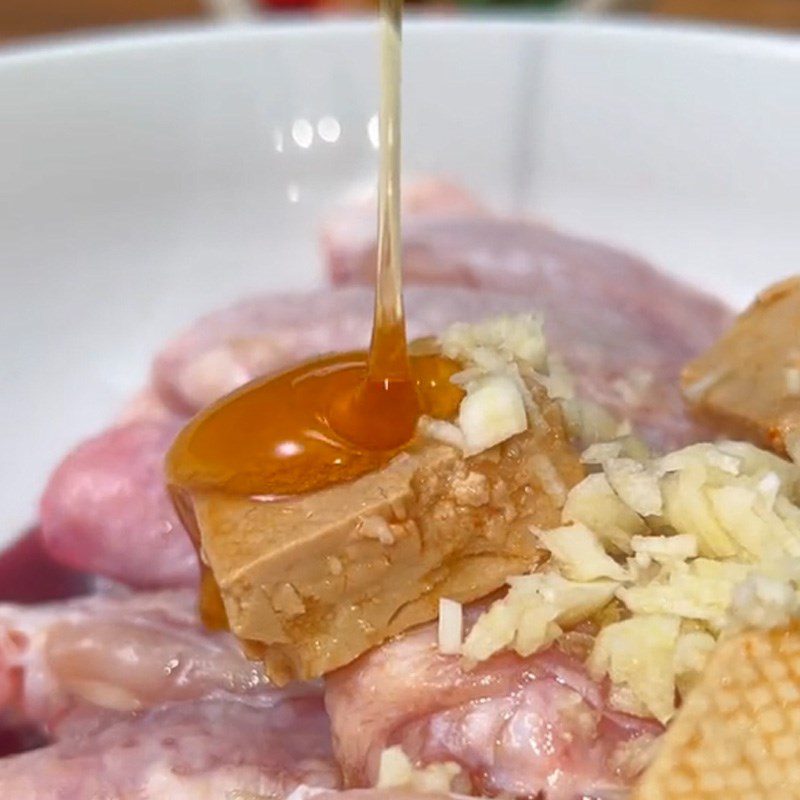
[633,623,800,799]
[682,277,800,458]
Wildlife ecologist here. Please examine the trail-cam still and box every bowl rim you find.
[0,15,797,73]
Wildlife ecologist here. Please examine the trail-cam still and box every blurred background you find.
[0,0,798,38]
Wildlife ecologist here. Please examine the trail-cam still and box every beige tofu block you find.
[682,276,800,458]
[633,623,800,799]
[189,394,583,685]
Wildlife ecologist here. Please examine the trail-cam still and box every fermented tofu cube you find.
[682,277,800,458]
[186,395,583,685]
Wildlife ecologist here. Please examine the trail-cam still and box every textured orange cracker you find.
[633,622,800,799]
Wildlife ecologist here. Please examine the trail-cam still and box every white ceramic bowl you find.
[0,18,798,543]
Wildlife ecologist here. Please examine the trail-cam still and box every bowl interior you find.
[1,18,798,541]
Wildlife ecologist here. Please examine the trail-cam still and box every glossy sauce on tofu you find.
[166,350,462,498]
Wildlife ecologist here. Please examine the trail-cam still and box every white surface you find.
[0,19,798,543]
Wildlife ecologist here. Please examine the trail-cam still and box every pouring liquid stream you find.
[328,0,420,450]
[372,0,406,384]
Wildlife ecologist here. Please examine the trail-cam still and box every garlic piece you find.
[458,374,527,455]
[589,614,681,723]
[604,458,663,517]
[437,598,463,655]
[377,746,462,793]
[539,523,627,581]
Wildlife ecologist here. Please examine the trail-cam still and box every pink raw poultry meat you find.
[0,695,340,799]
[321,177,485,288]
[0,590,346,799]
[40,418,198,588]
[12,221,724,796]
[325,215,733,450]
[0,588,269,736]
[325,621,661,800]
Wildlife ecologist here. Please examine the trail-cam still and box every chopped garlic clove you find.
[440,314,547,371]
[461,596,520,661]
[618,558,749,630]
[757,471,782,508]
[458,374,527,455]
[604,458,663,517]
[514,604,562,657]
[539,523,628,581]
[541,354,575,400]
[674,628,716,696]
[717,439,800,486]
[607,683,651,719]
[560,398,623,447]
[66,680,142,712]
[588,614,681,723]
[418,417,466,450]
[728,571,800,631]
[661,468,739,559]
[376,747,416,788]
[657,443,741,477]
[377,746,462,793]
[437,598,463,655]
[563,473,646,555]
[631,533,698,565]
[581,441,623,465]
[706,484,785,559]
[463,573,618,661]
[537,576,620,629]
[786,366,800,397]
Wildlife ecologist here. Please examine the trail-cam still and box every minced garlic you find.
[465,437,800,723]
[424,315,800,724]
[376,746,462,794]
[438,597,464,655]
[538,523,627,582]
[458,374,527,455]
[425,315,566,456]
[439,314,547,372]
[462,573,618,661]
[728,570,800,631]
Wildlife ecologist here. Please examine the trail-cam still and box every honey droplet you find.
[328,377,419,451]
